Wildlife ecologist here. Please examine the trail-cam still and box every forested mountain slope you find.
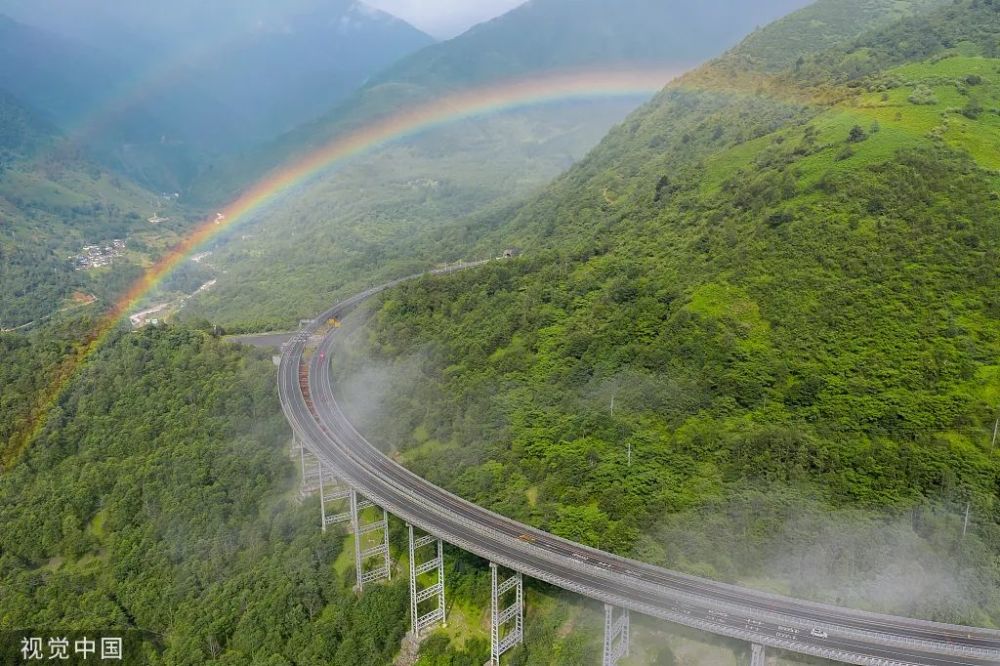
[727,0,949,70]
[180,0,813,330]
[0,325,411,663]
[0,88,52,157]
[330,0,1000,625]
[0,90,186,330]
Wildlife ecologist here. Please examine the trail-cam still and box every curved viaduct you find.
[277,264,1000,666]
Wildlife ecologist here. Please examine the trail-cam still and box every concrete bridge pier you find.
[489,563,523,665]
[603,604,630,666]
[407,524,446,637]
[351,489,391,590]
[751,642,766,666]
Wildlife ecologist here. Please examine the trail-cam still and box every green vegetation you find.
[179,105,631,332]
[728,0,949,71]
[0,89,191,329]
[0,317,95,467]
[0,88,50,158]
[0,325,414,664]
[325,0,1000,634]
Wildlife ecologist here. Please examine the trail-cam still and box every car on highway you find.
[811,628,829,639]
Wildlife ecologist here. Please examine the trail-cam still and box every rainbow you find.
[128,67,686,313]
[6,66,684,462]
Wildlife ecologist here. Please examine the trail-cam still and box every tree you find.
[962,96,983,120]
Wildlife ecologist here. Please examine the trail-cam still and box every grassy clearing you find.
[703,55,1000,194]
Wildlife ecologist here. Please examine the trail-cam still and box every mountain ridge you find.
[197,0,812,201]
[0,2,434,190]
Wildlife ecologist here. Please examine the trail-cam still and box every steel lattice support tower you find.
[751,642,766,666]
[407,524,446,637]
[603,604,630,666]
[317,461,351,532]
[351,488,391,590]
[490,563,523,665]
[297,437,323,498]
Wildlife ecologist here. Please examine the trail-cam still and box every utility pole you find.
[610,391,630,467]
[965,416,1000,542]
[964,416,999,542]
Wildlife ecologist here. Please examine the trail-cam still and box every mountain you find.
[0,3,433,189]
[0,0,435,320]
[0,88,53,158]
[184,2,434,142]
[0,88,184,330]
[180,0,813,330]
[0,16,136,131]
[0,324,413,664]
[369,0,808,85]
[324,0,1000,624]
[202,0,812,194]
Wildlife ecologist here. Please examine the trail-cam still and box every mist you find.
[326,301,446,455]
[639,489,1000,626]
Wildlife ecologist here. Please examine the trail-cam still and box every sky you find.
[365,0,525,38]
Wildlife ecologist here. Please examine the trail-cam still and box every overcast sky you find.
[366,0,525,38]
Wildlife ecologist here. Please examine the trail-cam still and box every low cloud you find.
[640,490,1000,626]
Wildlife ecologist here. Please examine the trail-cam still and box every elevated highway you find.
[278,266,1000,666]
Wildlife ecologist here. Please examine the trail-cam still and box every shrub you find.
[908,84,939,105]
[962,96,983,119]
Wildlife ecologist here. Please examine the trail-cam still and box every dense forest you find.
[328,0,1000,630]
[0,321,624,664]
[0,325,416,664]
